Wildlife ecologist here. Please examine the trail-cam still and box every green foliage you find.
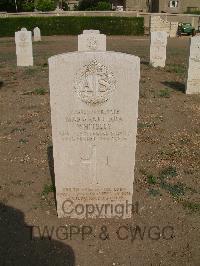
[160,166,178,179]
[61,1,69,11]
[148,188,161,197]
[166,64,186,75]
[182,201,200,213]
[35,0,56,11]
[0,0,16,12]
[22,0,35,12]
[0,16,144,36]
[147,175,157,185]
[158,88,170,98]
[42,184,55,196]
[95,1,111,10]
[78,0,111,11]
[33,87,48,95]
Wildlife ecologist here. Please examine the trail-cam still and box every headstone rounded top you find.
[21,28,27,31]
[83,29,100,34]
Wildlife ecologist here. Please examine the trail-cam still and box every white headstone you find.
[33,27,41,42]
[15,29,33,66]
[186,36,200,94]
[78,33,106,52]
[21,27,27,31]
[150,31,167,68]
[49,51,140,219]
[83,29,100,34]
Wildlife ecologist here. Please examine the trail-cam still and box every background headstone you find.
[49,51,140,219]
[150,31,167,68]
[83,29,100,34]
[15,29,33,66]
[33,27,41,42]
[186,36,200,94]
[78,33,106,52]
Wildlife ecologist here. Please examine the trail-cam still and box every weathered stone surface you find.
[49,51,140,219]
[15,29,33,66]
[78,33,106,52]
[33,27,41,42]
[186,36,200,94]
[150,16,178,38]
[83,29,100,34]
[150,31,167,68]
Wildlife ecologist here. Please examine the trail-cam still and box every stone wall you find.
[150,16,179,37]
[0,11,199,31]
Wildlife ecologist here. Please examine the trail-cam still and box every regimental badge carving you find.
[74,59,116,105]
[87,37,98,51]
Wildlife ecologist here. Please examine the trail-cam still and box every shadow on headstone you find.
[0,81,4,89]
[47,145,57,204]
[0,203,75,265]
[161,81,185,93]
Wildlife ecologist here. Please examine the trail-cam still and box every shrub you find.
[95,1,111,10]
[0,0,16,12]
[0,16,144,36]
[35,0,57,11]
[22,0,35,12]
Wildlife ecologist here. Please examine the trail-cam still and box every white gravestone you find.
[78,33,106,52]
[150,31,167,68]
[186,36,200,94]
[83,29,100,34]
[15,29,33,66]
[49,51,140,219]
[33,27,41,42]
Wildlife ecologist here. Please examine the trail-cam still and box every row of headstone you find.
[49,29,140,218]
[150,31,200,94]
[15,27,41,66]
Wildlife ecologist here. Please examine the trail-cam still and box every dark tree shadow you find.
[0,203,75,266]
[47,145,57,204]
[0,81,4,89]
[162,81,185,93]
[141,59,150,66]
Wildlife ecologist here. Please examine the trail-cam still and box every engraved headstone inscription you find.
[78,31,106,52]
[15,29,33,67]
[150,31,167,68]
[49,51,140,218]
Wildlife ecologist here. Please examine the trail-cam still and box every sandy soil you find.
[0,35,200,266]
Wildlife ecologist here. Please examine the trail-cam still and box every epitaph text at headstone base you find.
[150,31,167,68]
[49,51,140,219]
[78,33,106,52]
[186,36,200,94]
[15,29,33,67]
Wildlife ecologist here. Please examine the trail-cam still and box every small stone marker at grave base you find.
[49,51,140,219]
[150,31,167,68]
[33,27,41,42]
[83,29,100,34]
[15,29,33,67]
[78,32,106,52]
[186,36,200,94]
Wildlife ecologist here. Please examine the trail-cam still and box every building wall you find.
[125,0,149,12]
[158,0,200,13]
[126,0,200,13]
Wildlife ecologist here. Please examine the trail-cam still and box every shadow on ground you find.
[0,203,75,266]
[162,81,185,93]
